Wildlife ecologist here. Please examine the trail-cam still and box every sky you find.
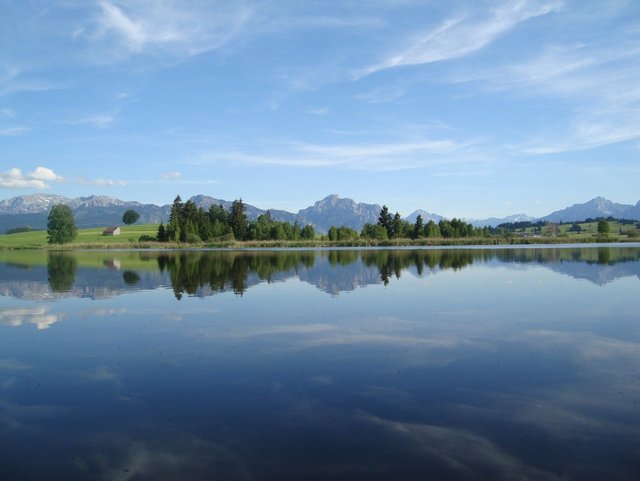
[1,0,639,219]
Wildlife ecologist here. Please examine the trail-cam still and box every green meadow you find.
[0,224,159,249]
[1,220,639,251]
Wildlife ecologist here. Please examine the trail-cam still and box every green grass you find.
[0,224,159,249]
[516,220,639,241]
[74,224,159,245]
[1,220,639,251]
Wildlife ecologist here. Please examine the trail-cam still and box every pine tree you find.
[378,205,392,237]
[413,214,424,239]
[229,199,248,240]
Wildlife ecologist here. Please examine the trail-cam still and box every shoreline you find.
[4,236,639,251]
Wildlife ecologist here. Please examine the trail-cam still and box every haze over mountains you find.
[0,193,639,234]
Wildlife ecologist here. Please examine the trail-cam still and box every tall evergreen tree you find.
[157,222,167,242]
[391,212,403,238]
[229,199,248,240]
[378,205,393,238]
[413,214,424,239]
[167,195,183,242]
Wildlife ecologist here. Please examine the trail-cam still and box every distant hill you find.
[0,193,381,234]
[0,194,169,232]
[470,214,536,228]
[295,195,380,232]
[405,210,535,228]
[404,209,444,224]
[1,193,639,235]
[540,197,636,223]
[621,201,640,221]
[189,195,297,224]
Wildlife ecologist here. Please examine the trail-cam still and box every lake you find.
[1,246,639,480]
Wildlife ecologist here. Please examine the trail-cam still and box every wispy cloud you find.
[0,127,29,137]
[358,0,563,77]
[354,86,406,104]
[128,178,219,186]
[80,0,254,61]
[306,107,330,116]
[360,412,564,480]
[195,136,486,172]
[72,112,118,128]
[446,16,640,155]
[0,167,63,189]
[0,66,64,98]
[162,171,182,180]
[76,177,127,187]
[518,48,640,153]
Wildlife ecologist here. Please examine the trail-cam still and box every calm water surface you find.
[1,246,639,480]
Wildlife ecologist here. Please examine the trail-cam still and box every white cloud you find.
[0,166,63,189]
[97,1,148,53]
[82,0,254,61]
[77,177,127,187]
[30,166,60,181]
[359,0,563,77]
[448,23,640,154]
[354,86,406,104]
[0,307,61,330]
[0,65,64,97]
[307,107,330,115]
[0,127,29,136]
[360,413,564,480]
[0,169,126,189]
[129,176,220,186]
[74,113,117,128]
[162,171,182,180]
[203,136,485,172]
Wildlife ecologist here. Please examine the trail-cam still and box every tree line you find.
[156,196,316,243]
[155,198,488,243]
[360,205,489,240]
[44,196,490,244]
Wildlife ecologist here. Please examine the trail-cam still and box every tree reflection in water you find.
[47,253,77,293]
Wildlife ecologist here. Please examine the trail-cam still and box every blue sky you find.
[1,0,639,219]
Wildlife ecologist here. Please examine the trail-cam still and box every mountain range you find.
[1,194,639,234]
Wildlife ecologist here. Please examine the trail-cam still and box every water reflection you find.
[1,246,640,480]
[0,246,638,302]
[47,253,77,292]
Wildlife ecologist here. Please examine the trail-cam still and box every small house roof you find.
[103,226,120,233]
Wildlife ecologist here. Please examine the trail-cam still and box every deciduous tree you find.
[47,204,77,244]
[597,219,610,234]
[122,209,140,225]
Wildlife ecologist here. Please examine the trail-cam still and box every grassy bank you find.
[0,224,159,249]
[1,223,638,250]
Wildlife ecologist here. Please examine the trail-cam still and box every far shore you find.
[2,222,638,250]
[3,236,639,251]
